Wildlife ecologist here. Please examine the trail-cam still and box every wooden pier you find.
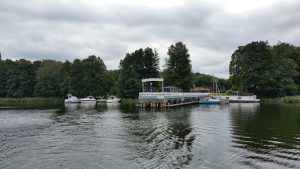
[138,78,210,108]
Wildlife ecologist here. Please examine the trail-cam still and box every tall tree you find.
[60,60,72,97]
[5,59,35,97]
[270,42,299,95]
[104,70,120,96]
[164,42,193,91]
[118,47,160,98]
[142,47,160,78]
[118,50,143,98]
[33,60,64,97]
[230,41,298,97]
[0,59,8,97]
[69,55,107,97]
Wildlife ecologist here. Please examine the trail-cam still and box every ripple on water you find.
[0,104,300,169]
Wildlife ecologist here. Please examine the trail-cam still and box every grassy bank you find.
[262,95,300,103]
[120,98,138,105]
[0,98,64,109]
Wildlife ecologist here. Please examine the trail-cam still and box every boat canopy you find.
[142,78,164,82]
[142,78,164,92]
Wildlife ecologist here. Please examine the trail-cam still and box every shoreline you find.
[262,95,300,103]
[0,98,64,109]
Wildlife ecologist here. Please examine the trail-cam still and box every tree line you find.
[230,41,300,98]
[1,41,298,99]
[0,42,229,99]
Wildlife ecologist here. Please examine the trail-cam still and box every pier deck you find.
[138,92,210,108]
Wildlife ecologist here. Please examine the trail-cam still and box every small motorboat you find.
[65,94,81,103]
[80,96,96,103]
[106,96,121,103]
[199,97,221,104]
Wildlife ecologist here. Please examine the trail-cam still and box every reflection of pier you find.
[138,78,209,108]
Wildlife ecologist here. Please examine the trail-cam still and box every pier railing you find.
[138,92,210,108]
[139,92,210,99]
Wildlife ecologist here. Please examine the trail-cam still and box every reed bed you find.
[262,95,300,103]
[0,98,64,108]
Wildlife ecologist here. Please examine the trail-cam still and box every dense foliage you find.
[193,73,231,93]
[229,41,300,98]
[1,41,299,99]
[0,55,108,98]
[163,42,193,91]
[118,47,160,98]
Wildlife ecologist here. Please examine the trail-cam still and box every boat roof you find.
[142,78,164,82]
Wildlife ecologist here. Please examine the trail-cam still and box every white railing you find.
[139,92,210,99]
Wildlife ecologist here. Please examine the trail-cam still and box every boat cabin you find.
[163,86,183,92]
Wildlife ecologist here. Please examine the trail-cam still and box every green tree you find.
[118,47,160,98]
[230,41,298,97]
[6,59,35,97]
[33,60,64,97]
[104,70,120,96]
[193,73,213,87]
[60,60,72,97]
[118,51,142,98]
[0,59,8,97]
[270,43,299,95]
[164,42,193,91]
[142,47,160,78]
[69,55,107,97]
[193,73,231,93]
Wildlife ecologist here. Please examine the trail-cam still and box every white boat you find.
[220,95,260,103]
[106,96,121,103]
[80,96,96,103]
[64,94,81,103]
[199,97,221,104]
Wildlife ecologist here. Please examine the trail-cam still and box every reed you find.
[0,98,64,108]
[262,95,300,103]
[120,98,138,105]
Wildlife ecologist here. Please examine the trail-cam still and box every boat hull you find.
[199,101,221,104]
[64,99,81,103]
[199,98,221,104]
[106,99,120,103]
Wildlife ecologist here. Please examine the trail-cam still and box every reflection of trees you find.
[230,103,300,168]
[119,106,194,168]
[164,108,195,167]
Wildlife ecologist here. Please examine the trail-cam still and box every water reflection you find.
[230,103,300,168]
[197,104,228,112]
[164,108,194,167]
[119,105,194,168]
[1,103,300,169]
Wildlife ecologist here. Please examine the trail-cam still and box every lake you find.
[0,103,299,169]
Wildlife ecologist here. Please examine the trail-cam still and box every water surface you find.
[0,103,299,169]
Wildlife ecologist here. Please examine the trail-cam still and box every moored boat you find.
[106,96,120,103]
[80,96,96,103]
[199,97,221,104]
[65,94,81,103]
[219,95,260,103]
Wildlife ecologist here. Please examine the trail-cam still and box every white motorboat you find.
[64,94,81,103]
[106,96,121,103]
[80,96,96,103]
[199,97,221,104]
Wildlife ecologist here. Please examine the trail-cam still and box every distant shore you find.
[0,95,300,109]
[262,95,300,103]
[0,98,63,109]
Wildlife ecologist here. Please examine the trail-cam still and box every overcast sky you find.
[1,0,300,78]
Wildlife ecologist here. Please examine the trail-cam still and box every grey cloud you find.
[0,0,300,78]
